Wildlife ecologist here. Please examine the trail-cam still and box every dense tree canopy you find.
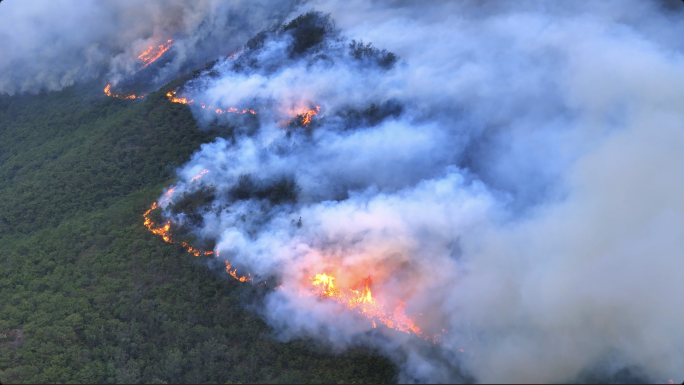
[0,80,396,384]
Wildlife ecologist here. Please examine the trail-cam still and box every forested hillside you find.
[0,80,395,383]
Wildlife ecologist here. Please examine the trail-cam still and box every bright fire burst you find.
[144,174,426,336]
[143,141,426,339]
[301,106,321,126]
[104,84,145,100]
[142,169,250,282]
[138,39,173,70]
[303,273,422,336]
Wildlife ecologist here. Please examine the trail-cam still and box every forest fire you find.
[213,107,256,115]
[143,170,250,282]
[166,91,255,114]
[104,84,144,100]
[225,262,252,282]
[166,90,191,104]
[189,169,209,182]
[301,106,320,126]
[142,201,213,256]
[303,273,423,336]
[138,39,173,70]
[144,173,433,337]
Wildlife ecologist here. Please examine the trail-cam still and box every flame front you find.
[138,39,173,70]
[305,273,422,336]
[301,106,320,126]
[166,91,255,115]
[104,84,145,100]
[166,90,191,104]
[142,170,250,282]
[189,169,209,182]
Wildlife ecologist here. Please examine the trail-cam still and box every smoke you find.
[5,0,684,382]
[0,0,302,94]
[155,1,684,382]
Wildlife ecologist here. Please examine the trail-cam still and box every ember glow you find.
[138,39,173,70]
[189,169,209,182]
[226,262,252,282]
[104,84,144,100]
[166,90,255,115]
[118,4,684,382]
[142,201,213,256]
[166,90,191,104]
[303,273,422,336]
[300,106,320,126]
[142,170,250,282]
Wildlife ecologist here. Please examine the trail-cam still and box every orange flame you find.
[189,169,209,182]
[138,39,173,70]
[143,170,250,282]
[166,90,191,104]
[301,106,321,126]
[226,262,252,282]
[104,84,145,100]
[166,91,255,115]
[143,202,215,256]
[304,273,422,336]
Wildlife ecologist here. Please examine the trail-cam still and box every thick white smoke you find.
[157,1,684,383]
[0,0,301,94]
[5,0,683,382]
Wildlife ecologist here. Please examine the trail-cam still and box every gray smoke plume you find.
[157,1,684,383]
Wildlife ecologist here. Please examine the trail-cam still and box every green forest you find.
[0,79,396,383]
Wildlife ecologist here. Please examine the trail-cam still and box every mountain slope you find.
[0,80,395,383]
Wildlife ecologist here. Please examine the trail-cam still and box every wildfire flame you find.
[104,84,145,100]
[166,90,321,124]
[138,39,173,70]
[301,106,321,126]
[166,90,191,104]
[304,273,422,336]
[226,262,252,282]
[142,169,250,282]
[166,91,255,115]
[143,152,430,341]
[189,169,209,182]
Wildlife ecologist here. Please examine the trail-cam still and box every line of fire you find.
[142,169,444,343]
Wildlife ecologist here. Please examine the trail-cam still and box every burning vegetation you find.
[143,168,426,337]
[165,90,256,115]
[138,39,173,70]
[143,169,251,282]
[103,40,175,99]
[303,273,423,336]
[141,11,428,344]
[103,84,144,100]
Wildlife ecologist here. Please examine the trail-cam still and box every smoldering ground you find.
[3,0,684,383]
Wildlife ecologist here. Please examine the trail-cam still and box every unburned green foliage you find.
[0,82,396,384]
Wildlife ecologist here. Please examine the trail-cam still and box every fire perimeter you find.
[143,170,429,339]
[104,39,174,99]
[138,39,173,70]
[166,90,321,125]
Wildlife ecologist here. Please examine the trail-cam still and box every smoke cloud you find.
[5,0,684,382]
[157,1,684,382]
[0,0,301,94]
